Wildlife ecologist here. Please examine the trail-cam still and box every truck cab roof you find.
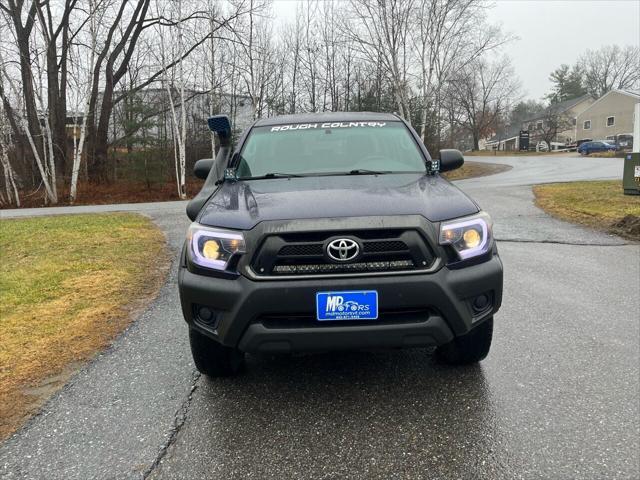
[253,111,401,127]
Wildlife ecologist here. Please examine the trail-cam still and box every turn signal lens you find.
[442,228,461,243]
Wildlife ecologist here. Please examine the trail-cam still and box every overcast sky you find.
[492,0,639,99]
[272,0,640,101]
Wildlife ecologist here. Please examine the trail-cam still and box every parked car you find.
[577,141,617,155]
[616,134,634,150]
[179,112,503,376]
[605,134,634,151]
[536,141,549,152]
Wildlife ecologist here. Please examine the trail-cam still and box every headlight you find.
[187,224,246,271]
[439,212,492,260]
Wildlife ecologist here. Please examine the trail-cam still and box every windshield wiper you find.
[243,172,306,180]
[241,170,396,180]
[265,172,305,178]
[348,169,391,175]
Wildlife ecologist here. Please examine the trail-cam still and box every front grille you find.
[360,240,407,253]
[278,240,407,257]
[251,229,436,276]
[279,244,324,256]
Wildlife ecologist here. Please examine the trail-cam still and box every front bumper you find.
[178,252,503,354]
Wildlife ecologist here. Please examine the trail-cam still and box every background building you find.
[484,95,595,151]
[575,90,640,142]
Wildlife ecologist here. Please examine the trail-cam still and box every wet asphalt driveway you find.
[1,155,638,479]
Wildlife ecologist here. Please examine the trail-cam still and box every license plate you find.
[316,290,378,321]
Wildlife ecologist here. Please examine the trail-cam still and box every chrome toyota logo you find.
[326,238,359,262]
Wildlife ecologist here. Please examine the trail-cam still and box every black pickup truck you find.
[179,112,503,376]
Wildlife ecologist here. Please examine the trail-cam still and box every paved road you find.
[1,155,638,479]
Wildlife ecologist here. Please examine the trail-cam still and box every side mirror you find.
[207,115,232,147]
[439,149,464,172]
[193,158,214,180]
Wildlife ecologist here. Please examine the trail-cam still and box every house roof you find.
[618,89,640,99]
[524,94,594,123]
[547,94,593,114]
[575,89,640,118]
[592,89,639,105]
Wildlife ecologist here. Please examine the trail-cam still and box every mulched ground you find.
[611,214,640,239]
[2,179,205,209]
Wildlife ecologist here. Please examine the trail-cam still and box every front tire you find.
[189,328,245,377]
[436,317,493,365]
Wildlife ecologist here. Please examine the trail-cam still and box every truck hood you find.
[197,173,479,230]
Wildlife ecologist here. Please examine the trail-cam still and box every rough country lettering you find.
[271,122,387,132]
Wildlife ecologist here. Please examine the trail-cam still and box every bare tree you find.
[347,0,414,122]
[235,0,276,119]
[580,45,640,98]
[68,0,106,203]
[1,0,86,183]
[205,3,225,156]
[0,51,58,203]
[413,0,509,146]
[282,14,303,113]
[532,108,574,151]
[31,39,59,202]
[449,57,520,150]
[0,102,20,206]
[84,0,152,182]
[299,1,321,112]
[155,0,189,199]
[1,0,45,179]
[1,0,521,205]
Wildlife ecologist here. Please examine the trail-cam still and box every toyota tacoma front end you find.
[178,112,503,376]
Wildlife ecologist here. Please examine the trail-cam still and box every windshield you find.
[236,121,426,178]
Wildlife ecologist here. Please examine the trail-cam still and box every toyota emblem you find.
[326,238,360,262]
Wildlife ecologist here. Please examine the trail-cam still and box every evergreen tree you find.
[546,64,587,103]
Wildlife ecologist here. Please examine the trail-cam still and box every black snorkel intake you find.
[186,115,234,221]
[207,115,232,148]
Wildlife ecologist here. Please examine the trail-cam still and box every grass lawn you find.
[582,151,626,158]
[533,180,640,241]
[443,160,511,181]
[0,213,168,439]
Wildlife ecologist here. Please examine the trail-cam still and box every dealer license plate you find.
[316,290,378,321]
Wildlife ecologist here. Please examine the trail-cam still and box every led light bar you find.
[272,260,414,275]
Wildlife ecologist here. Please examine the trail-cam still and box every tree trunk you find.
[89,77,115,183]
[14,33,45,169]
[46,39,67,179]
[88,124,111,183]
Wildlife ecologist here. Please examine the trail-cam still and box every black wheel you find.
[189,328,245,377]
[436,317,493,365]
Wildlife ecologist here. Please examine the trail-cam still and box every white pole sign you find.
[633,102,640,154]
